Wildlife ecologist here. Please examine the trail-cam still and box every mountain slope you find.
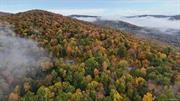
[0,10,180,101]
[69,15,180,47]
[94,20,180,47]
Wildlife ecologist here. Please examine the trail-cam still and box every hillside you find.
[94,20,180,47]
[0,10,180,101]
[70,15,180,47]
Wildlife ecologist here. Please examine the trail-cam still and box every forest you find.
[0,10,179,101]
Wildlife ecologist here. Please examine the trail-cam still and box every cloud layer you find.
[118,16,180,30]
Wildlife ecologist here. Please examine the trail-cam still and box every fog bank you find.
[118,16,180,30]
[0,22,48,99]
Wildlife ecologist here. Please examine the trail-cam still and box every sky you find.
[0,0,180,16]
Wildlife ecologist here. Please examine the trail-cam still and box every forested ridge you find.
[0,10,180,101]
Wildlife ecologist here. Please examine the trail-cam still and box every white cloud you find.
[118,17,180,30]
[114,9,176,16]
[73,17,98,22]
[76,15,180,35]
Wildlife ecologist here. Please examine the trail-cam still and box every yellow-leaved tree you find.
[143,92,153,101]
[113,90,123,101]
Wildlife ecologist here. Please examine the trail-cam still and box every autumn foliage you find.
[0,10,179,101]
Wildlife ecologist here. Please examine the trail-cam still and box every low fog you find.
[73,17,97,22]
[0,22,49,99]
[118,16,180,30]
[73,15,180,35]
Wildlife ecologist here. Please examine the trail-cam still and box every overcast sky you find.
[0,0,180,16]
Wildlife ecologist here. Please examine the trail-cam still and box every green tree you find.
[55,91,68,101]
[36,86,52,101]
[20,92,37,101]
[117,45,128,58]
[85,57,99,75]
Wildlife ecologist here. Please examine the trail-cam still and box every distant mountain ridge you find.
[69,14,99,18]
[69,14,180,20]
[94,20,180,47]
[70,14,180,47]
[126,14,180,20]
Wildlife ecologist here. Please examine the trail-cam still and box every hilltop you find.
[0,10,180,101]
[0,11,12,16]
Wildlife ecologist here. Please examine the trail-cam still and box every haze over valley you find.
[71,14,180,47]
